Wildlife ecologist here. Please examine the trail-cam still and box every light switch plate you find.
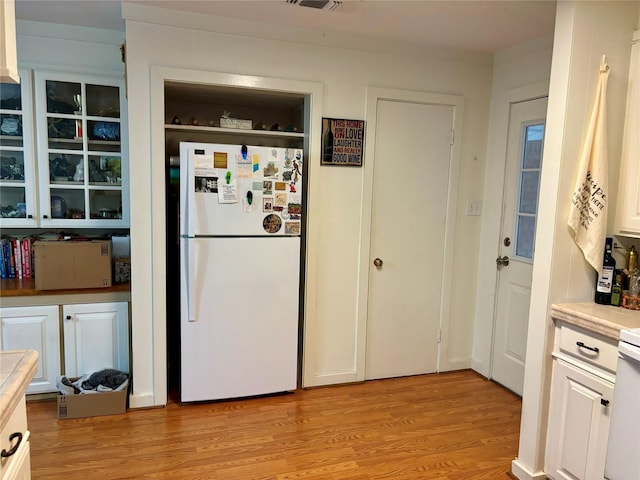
[466,200,481,216]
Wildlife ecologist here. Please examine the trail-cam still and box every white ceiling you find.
[14,0,558,55]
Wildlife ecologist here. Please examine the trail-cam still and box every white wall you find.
[122,3,494,406]
[512,2,639,479]
[472,35,554,377]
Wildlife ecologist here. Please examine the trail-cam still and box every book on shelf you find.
[1,236,34,280]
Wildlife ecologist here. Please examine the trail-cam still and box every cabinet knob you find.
[65,315,72,321]
[27,214,33,219]
[601,398,610,407]
[43,215,49,219]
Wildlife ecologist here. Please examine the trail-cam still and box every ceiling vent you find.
[286,0,342,11]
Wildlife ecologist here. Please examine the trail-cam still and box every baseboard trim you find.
[511,459,547,480]
[439,358,472,372]
[303,371,359,388]
[129,393,158,409]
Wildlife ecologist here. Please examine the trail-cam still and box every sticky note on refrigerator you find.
[194,154,215,176]
[214,152,228,168]
[218,180,239,204]
[194,154,211,169]
[253,154,259,174]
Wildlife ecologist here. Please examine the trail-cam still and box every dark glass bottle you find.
[595,237,616,305]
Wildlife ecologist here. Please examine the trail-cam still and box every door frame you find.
[471,81,549,379]
[356,87,465,381]
[137,65,323,407]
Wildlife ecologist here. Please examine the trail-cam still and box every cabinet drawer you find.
[1,396,29,477]
[557,323,619,373]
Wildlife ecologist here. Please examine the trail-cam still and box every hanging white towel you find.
[568,61,610,274]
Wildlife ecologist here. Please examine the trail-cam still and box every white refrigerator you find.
[179,141,303,402]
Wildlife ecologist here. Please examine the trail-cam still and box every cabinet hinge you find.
[437,329,442,344]
[450,130,455,145]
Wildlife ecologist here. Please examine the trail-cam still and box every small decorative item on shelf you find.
[270,123,282,131]
[68,208,83,219]
[188,117,198,126]
[114,257,131,283]
[254,122,267,130]
[91,122,120,141]
[220,110,252,130]
[621,291,640,310]
[0,117,20,135]
[285,124,298,133]
[1,155,24,180]
[171,115,182,125]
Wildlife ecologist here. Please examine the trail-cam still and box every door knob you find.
[373,258,383,267]
[496,255,510,267]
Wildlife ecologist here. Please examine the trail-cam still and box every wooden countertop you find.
[0,350,38,431]
[0,278,131,297]
[551,302,640,340]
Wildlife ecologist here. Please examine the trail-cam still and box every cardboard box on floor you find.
[33,240,112,290]
[57,379,129,419]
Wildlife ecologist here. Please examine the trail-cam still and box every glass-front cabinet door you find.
[34,71,128,227]
[0,69,38,228]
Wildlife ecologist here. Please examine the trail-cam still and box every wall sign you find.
[321,117,365,166]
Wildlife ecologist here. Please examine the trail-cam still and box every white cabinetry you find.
[615,30,640,237]
[0,301,129,393]
[32,70,129,227]
[0,306,60,394]
[1,397,31,480]
[545,321,617,480]
[62,302,129,378]
[2,69,129,228]
[0,69,37,228]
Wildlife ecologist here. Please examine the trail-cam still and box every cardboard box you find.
[57,380,129,419]
[33,240,112,290]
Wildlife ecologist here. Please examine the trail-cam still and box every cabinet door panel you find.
[63,302,129,378]
[545,358,614,480]
[0,305,60,393]
[0,68,38,228]
[34,70,129,228]
[615,31,640,237]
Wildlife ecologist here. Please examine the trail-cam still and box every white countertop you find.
[0,350,38,431]
[551,303,640,340]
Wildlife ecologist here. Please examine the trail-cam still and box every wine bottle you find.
[595,237,616,305]
[322,120,334,163]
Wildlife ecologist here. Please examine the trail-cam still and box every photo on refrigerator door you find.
[195,176,218,193]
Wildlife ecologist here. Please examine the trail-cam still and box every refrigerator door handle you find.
[184,239,197,322]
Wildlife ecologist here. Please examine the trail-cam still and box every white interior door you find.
[491,97,547,395]
[365,99,454,380]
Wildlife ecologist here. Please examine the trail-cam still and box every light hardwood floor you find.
[26,370,521,479]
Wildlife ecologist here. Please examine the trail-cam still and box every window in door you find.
[515,122,544,260]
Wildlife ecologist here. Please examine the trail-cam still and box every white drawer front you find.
[558,323,619,373]
[1,396,28,478]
